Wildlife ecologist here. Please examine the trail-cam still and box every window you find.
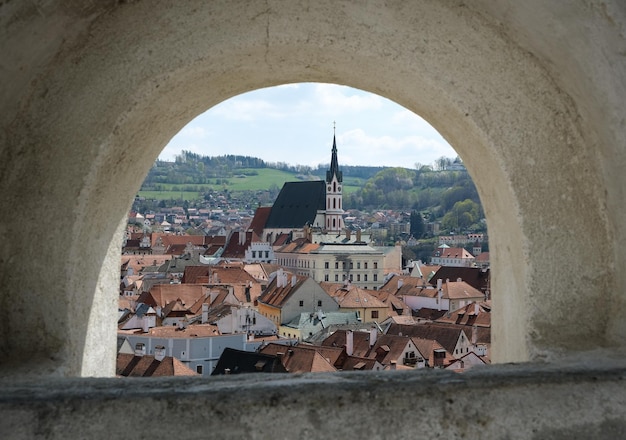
[364,262,368,269]
[325,262,329,269]
[350,262,353,269]
[364,274,368,281]
[357,262,361,269]
[335,274,339,282]
[324,274,329,281]
[335,262,339,269]
[357,274,361,281]
[371,310,379,319]
[373,262,378,269]
[317,300,322,307]
[373,274,378,281]
[349,274,353,281]
[299,300,304,307]
[196,365,203,374]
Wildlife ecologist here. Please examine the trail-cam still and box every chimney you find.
[230,306,239,333]
[397,278,404,289]
[154,345,166,362]
[346,330,354,356]
[471,325,478,345]
[134,343,146,357]
[202,303,209,324]
[437,284,443,312]
[389,360,397,371]
[369,326,378,347]
[346,229,351,240]
[291,275,297,287]
[356,229,362,242]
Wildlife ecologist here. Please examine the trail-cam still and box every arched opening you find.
[0,1,616,381]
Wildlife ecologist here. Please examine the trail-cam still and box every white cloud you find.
[159,83,457,168]
[314,83,384,113]
[179,125,209,138]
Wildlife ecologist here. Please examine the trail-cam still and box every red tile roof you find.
[258,271,309,308]
[116,353,199,377]
[259,343,337,373]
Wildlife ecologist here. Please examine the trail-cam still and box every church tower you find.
[325,131,344,232]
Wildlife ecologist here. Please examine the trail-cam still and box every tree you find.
[410,210,425,239]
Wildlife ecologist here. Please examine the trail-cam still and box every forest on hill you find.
[139,151,485,234]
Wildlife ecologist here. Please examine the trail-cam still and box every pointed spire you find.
[326,125,343,183]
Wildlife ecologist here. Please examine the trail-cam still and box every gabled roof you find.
[211,347,287,375]
[259,343,337,373]
[264,181,326,229]
[341,356,381,371]
[321,329,374,358]
[430,266,490,294]
[435,302,491,328]
[378,274,431,296]
[221,230,260,259]
[368,334,418,365]
[329,285,386,309]
[275,237,320,254]
[182,264,258,286]
[257,271,309,308]
[410,337,455,367]
[432,247,474,259]
[386,323,468,355]
[116,353,199,377]
[243,262,281,282]
[249,206,272,236]
[138,284,207,308]
[142,323,221,338]
[272,233,291,246]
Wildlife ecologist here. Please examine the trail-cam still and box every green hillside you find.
[137,151,484,235]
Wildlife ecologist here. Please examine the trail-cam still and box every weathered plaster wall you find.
[0,0,625,436]
[2,361,626,439]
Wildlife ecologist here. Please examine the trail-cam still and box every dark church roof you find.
[264,181,326,229]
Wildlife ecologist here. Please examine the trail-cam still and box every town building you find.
[257,269,339,326]
[430,244,476,267]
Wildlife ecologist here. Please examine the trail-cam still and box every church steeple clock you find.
[325,125,344,232]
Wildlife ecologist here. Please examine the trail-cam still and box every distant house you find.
[325,284,388,323]
[182,263,263,304]
[386,322,474,360]
[321,329,426,368]
[430,245,475,267]
[121,325,257,376]
[257,269,339,326]
[445,351,487,372]
[429,266,490,298]
[401,279,485,312]
[259,343,337,373]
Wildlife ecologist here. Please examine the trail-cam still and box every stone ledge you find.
[1,360,625,439]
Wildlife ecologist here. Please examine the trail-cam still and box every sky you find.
[159,83,457,168]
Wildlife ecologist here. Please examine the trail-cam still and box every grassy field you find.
[139,168,363,201]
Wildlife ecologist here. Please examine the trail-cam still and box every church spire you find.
[326,125,343,183]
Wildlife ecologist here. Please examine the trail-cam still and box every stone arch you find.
[0,1,623,379]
